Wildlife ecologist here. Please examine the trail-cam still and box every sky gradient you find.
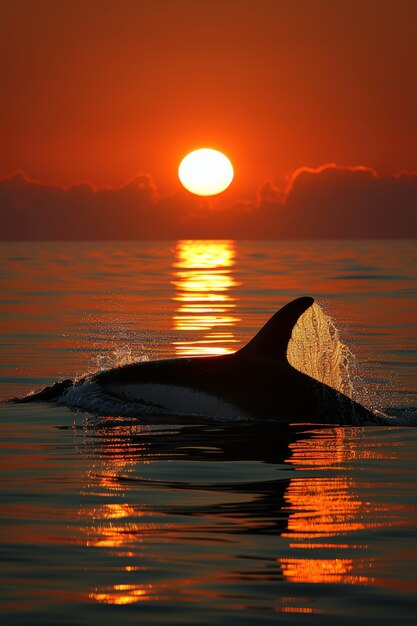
[1,0,416,237]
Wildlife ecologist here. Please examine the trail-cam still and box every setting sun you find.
[178,148,234,196]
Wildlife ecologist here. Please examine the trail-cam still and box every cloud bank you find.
[1,165,416,239]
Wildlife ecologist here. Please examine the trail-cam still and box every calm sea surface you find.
[0,240,416,625]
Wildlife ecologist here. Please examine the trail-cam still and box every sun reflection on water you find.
[172,240,240,356]
[77,426,181,606]
[278,428,377,587]
[89,583,155,605]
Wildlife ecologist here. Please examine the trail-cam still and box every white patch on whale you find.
[104,382,248,419]
[14,297,406,426]
[60,379,249,420]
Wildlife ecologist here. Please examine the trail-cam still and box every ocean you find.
[0,239,416,625]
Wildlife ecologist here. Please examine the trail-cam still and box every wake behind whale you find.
[11,296,409,426]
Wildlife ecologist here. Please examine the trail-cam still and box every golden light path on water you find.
[82,434,163,605]
[277,428,407,592]
[279,431,373,586]
[80,426,411,608]
[171,240,240,356]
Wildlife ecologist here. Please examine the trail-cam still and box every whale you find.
[12,296,384,425]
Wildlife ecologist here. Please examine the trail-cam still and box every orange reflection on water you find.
[81,480,159,549]
[279,428,375,586]
[282,476,367,539]
[78,428,163,550]
[280,557,372,585]
[89,583,155,605]
[172,240,240,356]
[90,502,137,520]
[282,430,368,538]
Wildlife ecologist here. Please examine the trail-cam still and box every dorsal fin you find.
[238,296,314,360]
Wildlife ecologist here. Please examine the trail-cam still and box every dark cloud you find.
[1,165,416,239]
[256,180,285,206]
[281,165,417,237]
[0,171,192,239]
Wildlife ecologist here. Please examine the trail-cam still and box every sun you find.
[178,148,234,196]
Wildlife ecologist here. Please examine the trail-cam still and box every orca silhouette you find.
[13,296,381,425]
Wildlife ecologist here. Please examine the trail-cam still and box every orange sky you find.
[1,0,417,204]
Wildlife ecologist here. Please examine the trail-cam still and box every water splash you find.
[287,303,356,399]
[94,345,148,372]
[287,304,409,420]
